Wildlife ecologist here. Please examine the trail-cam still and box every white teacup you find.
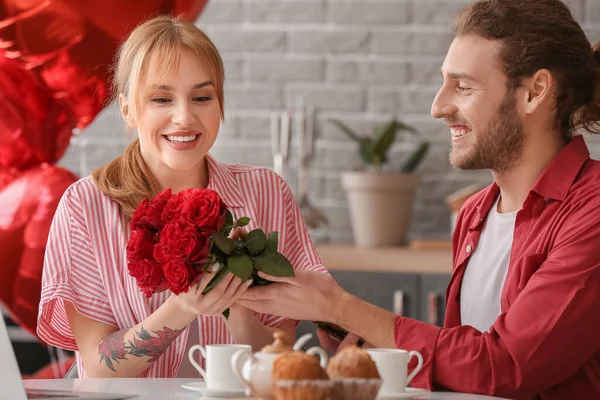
[188,344,251,390]
[366,349,423,394]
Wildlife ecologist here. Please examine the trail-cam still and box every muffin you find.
[272,351,332,400]
[327,346,382,400]
[327,345,380,379]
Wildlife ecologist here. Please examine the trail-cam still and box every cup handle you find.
[188,345,207,381]
[231,349,254,390]
[306,346,328,368]
[406,350,424,385]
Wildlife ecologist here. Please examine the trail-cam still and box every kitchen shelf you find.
[316,244,453,274]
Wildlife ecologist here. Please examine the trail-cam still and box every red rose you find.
[161,190,190,223]
[181,189,227,234]
[126,227,156,262]
[131,198,150,229]
[128,259,165,298]
[131,189,172,230]
[162,259,197,295]
[154,220,210,263]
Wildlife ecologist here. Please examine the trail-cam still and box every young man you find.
[239,1,600,399]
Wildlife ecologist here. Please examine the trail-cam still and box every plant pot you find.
[341,172,419,247]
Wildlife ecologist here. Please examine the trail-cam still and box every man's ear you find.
[522,69,554,115]
[119,93,136,128]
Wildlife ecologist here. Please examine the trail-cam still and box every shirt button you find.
[466,244,472,253]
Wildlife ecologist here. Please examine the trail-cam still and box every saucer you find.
[181,381,248,398]
[377,387,430,399]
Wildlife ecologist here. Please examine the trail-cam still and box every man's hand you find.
[238,270,344,323]
[316,328,371,353]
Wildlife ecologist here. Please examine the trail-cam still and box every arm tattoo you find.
[98,329,128,372]
[98,326,184,372]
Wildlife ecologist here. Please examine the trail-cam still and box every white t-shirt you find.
[460,195,517,332]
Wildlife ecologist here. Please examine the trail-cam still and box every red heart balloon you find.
[0,0,209,336]
[0,165,78,337]
[0,55,74,170]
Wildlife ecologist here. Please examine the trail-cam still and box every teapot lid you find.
[261,331,293,354]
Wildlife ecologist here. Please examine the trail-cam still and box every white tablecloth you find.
[23,378,512,400]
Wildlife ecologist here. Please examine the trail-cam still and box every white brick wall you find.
[60,0,600,244]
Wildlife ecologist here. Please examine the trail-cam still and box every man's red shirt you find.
[395,135,600,399]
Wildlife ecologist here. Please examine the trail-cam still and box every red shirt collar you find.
[469,135,590,230]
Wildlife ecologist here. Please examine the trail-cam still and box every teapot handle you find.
[231,349,254,391]
[293,333,313,351]
[306,346,328,368]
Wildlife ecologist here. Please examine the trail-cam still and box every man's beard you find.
[449,91,525,172]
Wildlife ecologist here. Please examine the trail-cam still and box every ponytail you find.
[92,139,159,218]
[579,41,600,134]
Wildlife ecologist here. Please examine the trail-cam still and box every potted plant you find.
[330,119,429,247]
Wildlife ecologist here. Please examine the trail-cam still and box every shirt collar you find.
[531,134,589,201]
[469,134,590,230]
[470,184,500,230]
[205,153,244,208]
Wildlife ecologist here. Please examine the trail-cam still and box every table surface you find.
[24,378,512,400]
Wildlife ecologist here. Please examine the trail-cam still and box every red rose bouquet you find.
[126,188,294,314]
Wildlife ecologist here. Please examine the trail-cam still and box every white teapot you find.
[231,331,327,399]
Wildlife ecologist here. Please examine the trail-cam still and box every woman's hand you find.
[168,226,253,316]
[170,268,251,317]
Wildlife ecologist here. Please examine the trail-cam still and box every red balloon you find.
[0,0,209,337]
[0,165,77,337]
[0,0,208,129]
[0,56,74,170]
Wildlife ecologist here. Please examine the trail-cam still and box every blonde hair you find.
[92,16,225,218]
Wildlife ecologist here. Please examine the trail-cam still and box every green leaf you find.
[251,276,272,286]
[371,120,398,162]
[329,119,363,142]
[265,232,279,253]
[212,231,235,255]
[202,265,230,295]
[219,210,235,237]
[226,210,234,225]
[400,141,429,173]
[395,120,418,135]
[359,139,375,165]
[228,255,253,281]
[246,229,267,255]
[236,216,251,227]
[210,243,230,262]
[220,224,233,237]
[253,252,295,277]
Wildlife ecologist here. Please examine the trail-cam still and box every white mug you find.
[366,349,423,394]
[188,344,251,390]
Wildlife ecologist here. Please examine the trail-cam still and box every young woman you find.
[37,16,327,378]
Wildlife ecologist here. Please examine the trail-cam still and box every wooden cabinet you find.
[419,274,452,327]
[331,271,420,318]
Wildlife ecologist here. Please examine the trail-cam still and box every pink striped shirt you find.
[37,154,328,378]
